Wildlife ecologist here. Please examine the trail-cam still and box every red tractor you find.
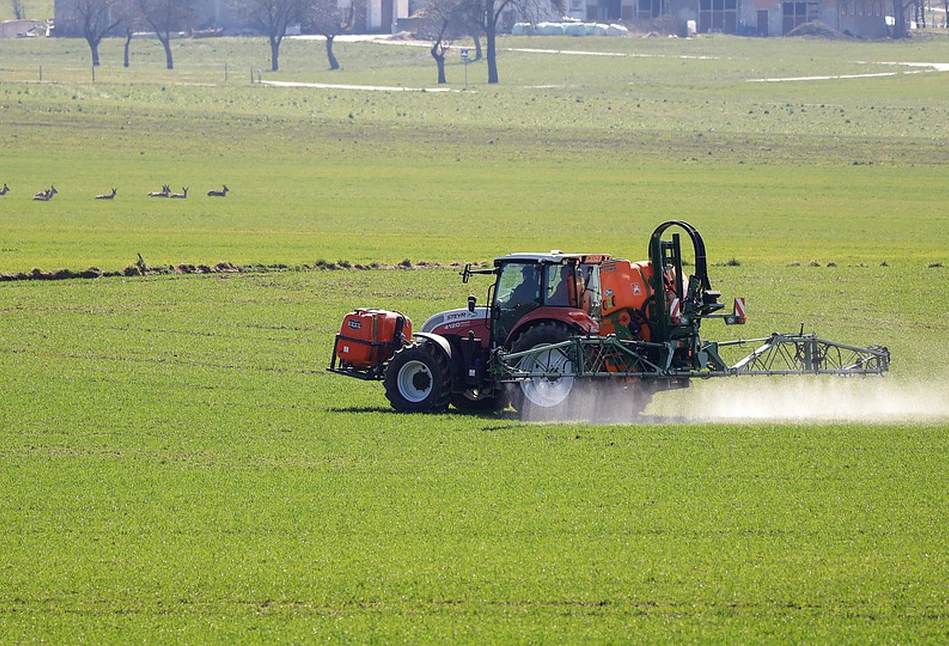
[329,220,888,416]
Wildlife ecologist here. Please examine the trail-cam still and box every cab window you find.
[545,263,577,307]
[495,263,542,309]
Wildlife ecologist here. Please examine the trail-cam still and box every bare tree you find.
[12,0,26,19]
[417,0,468,84]
[64,0,123,66]
[429,32,450,84]
[302,0,360,70]
[237,0,300,71]
[123,23,135,67]
[463,0,556,83]
[889,0,916,36]
[456,0,483,61]
[114,0,140,67]
[469,25,482,60]
[137,0,196,69]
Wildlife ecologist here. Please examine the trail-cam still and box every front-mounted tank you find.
[329,308,412,379]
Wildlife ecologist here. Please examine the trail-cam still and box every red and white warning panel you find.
[670,297,682,324]
[727,297,747,325]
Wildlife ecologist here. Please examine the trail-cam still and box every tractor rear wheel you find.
[508,322,576,419]
[384,341,451,413]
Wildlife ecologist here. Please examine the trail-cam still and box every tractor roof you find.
[494,251,613,265]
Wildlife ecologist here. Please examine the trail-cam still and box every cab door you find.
[578,262,602,320]
[492,262,542,347]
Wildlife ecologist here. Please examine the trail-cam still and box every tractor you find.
[329,220,889,417]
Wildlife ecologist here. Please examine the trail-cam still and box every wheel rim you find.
[518,346,574,408]
[397,360,433,403]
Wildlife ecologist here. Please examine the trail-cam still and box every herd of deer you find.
[148,184,230,199]
[0,184,229,201]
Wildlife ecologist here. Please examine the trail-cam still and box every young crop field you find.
[1,33,948,642]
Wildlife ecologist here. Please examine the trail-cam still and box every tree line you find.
[57,0,555,83]
[58,0,361,71]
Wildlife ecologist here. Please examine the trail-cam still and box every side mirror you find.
[467,295,477,313]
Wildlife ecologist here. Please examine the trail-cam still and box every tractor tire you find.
[508,322,577,420]
[451,388,509,413]
[384,341,451,413]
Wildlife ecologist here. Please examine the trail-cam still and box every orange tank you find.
[334,309,412,369]
[599,260,657,341]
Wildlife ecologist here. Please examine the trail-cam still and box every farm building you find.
[741,0,892,37]
[573,0,893,36]
[570,0,892,38]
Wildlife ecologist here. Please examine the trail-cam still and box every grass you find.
[1,37,948,274]
[1,33,949,641]
[0,0,52,20]
[2,270,948,641]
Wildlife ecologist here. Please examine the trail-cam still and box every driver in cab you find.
[508,264,541,306]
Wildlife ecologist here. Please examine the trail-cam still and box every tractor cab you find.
[469,252,610,349]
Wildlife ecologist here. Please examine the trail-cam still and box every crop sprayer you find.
[329,220,890,417]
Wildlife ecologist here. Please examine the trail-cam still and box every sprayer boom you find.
[717,334,890,376]
[491,333,890,382]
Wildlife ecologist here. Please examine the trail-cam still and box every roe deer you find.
[207,185,229,197]
[33,186,57,201]
[170,187,189,199]
[95,188,117,200]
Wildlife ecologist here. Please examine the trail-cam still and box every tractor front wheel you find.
[384,341,452,413]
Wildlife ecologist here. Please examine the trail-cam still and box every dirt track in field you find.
[749,61,949,83]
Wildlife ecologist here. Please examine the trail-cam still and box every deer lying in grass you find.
[170,187,188,199]
[95,188,117,200]
[148,184,171,198]
[33,186,57,201]
[0,183,9,196]
[207,185,229,197]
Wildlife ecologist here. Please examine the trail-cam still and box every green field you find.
[0,0,52,21]
[2,34,949,641]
